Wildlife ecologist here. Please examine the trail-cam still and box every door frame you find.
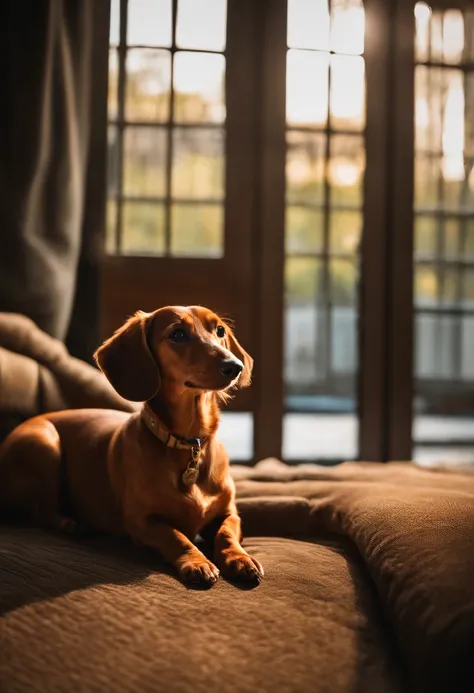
[97,0,425,464]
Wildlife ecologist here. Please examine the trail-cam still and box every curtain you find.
[0,0,109,362]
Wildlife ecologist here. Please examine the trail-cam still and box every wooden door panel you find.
[100,256,255,411]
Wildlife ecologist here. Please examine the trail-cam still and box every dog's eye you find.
[216,325,226,338]
[169,328,189,343]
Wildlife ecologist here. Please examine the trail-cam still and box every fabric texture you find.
[1,459,473,693]
[0,312,137,442]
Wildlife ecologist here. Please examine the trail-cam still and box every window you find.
[413,2,474,463]
[102,0,474,466]
[283,0,365,460]
[107,0,227,258]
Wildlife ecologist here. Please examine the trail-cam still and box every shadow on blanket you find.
[1,314,473,693]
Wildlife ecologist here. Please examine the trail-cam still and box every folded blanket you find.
[0,312,137,441]
[235,459,474,693]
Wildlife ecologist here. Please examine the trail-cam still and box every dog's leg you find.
[127,518,220,588]
[0,419,74,531]
[205,511,264,584]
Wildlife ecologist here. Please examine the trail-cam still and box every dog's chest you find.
[174,483,225,536]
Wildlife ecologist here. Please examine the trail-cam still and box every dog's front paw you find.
[176,556,220,588]
[218,550,264,585]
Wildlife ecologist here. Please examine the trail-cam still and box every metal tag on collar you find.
[181,442,201,486]
[182,465,199,486]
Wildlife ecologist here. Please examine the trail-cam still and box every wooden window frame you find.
[93,0,472,464]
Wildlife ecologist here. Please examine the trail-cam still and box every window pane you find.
[329,211,361,254]
[176,0,227,52]
[108,50,119,119]
[286,50,329,127]
[285,257,322,304]
[107,126,120,196]
[415,67,465,195]
[170,204,223,257]
[330,0,365,56]
[414,447,474,466]
[330,55,365,130]
[286,131,326,205]
[218,413,253,461]
[331,306,357,374]
[123,126,167,197]
[416,7,466,66]
[415,265,438,307]
[444,217,459,258]
[415,314,456,379]
[110,0,120,46]
[127,0,172,47]
[444,174,467,211]
[329,135,365,206]
[286,207,324,253]
[466,10,474,62]
[415,215,437,257]
[414,156,439,209]
[441,267,459,307]
[122,203,166,254]
[442,10,464,65]
[285,304,319,385]
[125,49,171,122]
[283,413,358,460]
[429,11,444,63]
[174,52,225,123]
[415,414,474,439]
[415,66,443,153]
[464,269,474,309]
[171,128,224,199]
[330,260,358,306]
[287,0,330,51]
[415,2,431,62]
[106,200,117,253]
[466,219,474,259]
[414,314,437,378]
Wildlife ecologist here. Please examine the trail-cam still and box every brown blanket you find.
[1,459,473,693]
[0,312,137,441]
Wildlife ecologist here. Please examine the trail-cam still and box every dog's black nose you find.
[219,359,243,380]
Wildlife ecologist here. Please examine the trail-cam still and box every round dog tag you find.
[182,466,199,486]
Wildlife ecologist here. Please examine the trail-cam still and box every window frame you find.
[96,0,474,464]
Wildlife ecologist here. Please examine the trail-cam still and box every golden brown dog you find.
[0,306,264,587]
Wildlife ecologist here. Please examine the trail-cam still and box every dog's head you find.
[94,306,253,402]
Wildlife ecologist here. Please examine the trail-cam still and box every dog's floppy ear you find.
[94,310,160,402]
[225,325,254,388]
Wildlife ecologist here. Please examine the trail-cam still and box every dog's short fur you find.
[0,306,264,587]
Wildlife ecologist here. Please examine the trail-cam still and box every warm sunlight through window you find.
[107,0,227,257]
[283,0,365,461]
[413,1,474,464]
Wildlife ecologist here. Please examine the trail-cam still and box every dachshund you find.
[0,306,264,587]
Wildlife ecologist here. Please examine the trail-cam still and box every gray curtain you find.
[0,0,109,362]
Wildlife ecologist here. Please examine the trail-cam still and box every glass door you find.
[412,1,474,464]
[283,0,366,462]
[103,0,441,465]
